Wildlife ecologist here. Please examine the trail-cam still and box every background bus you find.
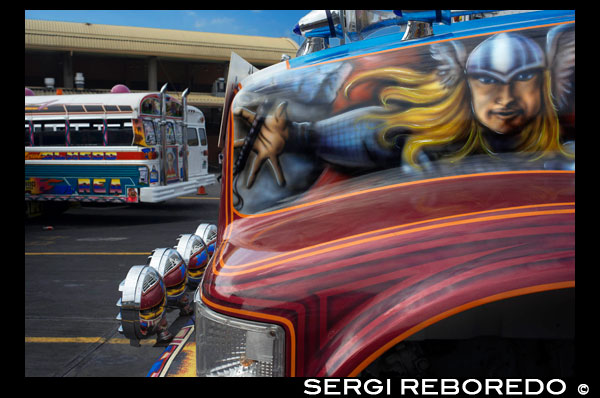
[25,85,216,209]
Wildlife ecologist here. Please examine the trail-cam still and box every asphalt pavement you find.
[24,181,221,377]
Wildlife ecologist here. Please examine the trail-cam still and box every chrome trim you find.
[195,223,217,246]
[181,87,190,181]
[159,83,168,186]
[402,20,434,41]
[296,37,328,57]
[117,265,165,345]
[295,10,342,37]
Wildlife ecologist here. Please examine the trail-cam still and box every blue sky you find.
[25,10,311,45]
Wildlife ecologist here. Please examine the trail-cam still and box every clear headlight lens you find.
[194,291,285,377]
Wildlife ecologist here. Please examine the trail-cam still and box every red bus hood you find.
[201,168,574,376]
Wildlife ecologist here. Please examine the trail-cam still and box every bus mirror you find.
[195,223,218,256]
[147,248,188,304]
[175,234,209,288]
[117,265,167,345]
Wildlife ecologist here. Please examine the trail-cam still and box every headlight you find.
[194,290,285,377]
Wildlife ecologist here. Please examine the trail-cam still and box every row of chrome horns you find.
[293,10,453,41]
[116,223,217,346]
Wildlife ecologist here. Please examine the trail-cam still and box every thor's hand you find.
[233,102,289,188]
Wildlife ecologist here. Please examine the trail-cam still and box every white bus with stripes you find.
[25,84,216,204]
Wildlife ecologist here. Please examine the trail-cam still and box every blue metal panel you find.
[25,164,142,180]
[289,10,575,69]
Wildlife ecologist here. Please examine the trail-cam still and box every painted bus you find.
[117,10,575,379]
[25,85,216,206]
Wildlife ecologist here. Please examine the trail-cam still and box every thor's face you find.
[468,70,542,134]
[466,32,546,134]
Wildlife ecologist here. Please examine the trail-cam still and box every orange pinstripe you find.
[348,281,575,376]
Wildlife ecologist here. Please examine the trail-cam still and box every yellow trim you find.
[25,336,156,345]
[167,281,187,297]
[176,196,219,200]
[168,343,197,377]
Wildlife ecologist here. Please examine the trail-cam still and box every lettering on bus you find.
[26,151,146,161]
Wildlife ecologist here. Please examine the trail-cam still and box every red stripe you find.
[25,151,151,160]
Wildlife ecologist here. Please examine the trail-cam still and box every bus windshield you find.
[24,92,185,148]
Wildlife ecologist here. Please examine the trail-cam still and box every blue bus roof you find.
[289,10,575,69]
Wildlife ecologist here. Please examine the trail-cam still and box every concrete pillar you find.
[63,52,74,88]
[148,57,157,91]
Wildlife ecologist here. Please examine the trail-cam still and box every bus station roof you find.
[25,19,299,66]
[27,88,226,107]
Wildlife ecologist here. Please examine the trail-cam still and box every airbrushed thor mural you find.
[230,23,575,214]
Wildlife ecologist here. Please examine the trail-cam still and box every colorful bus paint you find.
[109,179,122,195]
[200,10,575,377]
[25,89,216,204]
[118,10,575,378]
[77,179,90,194]
[93,179,106,194]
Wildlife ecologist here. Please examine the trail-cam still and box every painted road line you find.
[25,336,156,345]
[176,196,219,200]
[25,252,150,255]
[76,237,128,242]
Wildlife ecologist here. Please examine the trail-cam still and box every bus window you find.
[143,119,157,145]
[25,121,32,146]
[141,98,160,115]
[69,119,105,146]
[187,127,199,146]
[167,100,183,117]
[165,121,176,145]
[31,120,67,146]
[198,127,207,146]
[154,120,162,144]
[106,119,134,146]
[175,123,183,145]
